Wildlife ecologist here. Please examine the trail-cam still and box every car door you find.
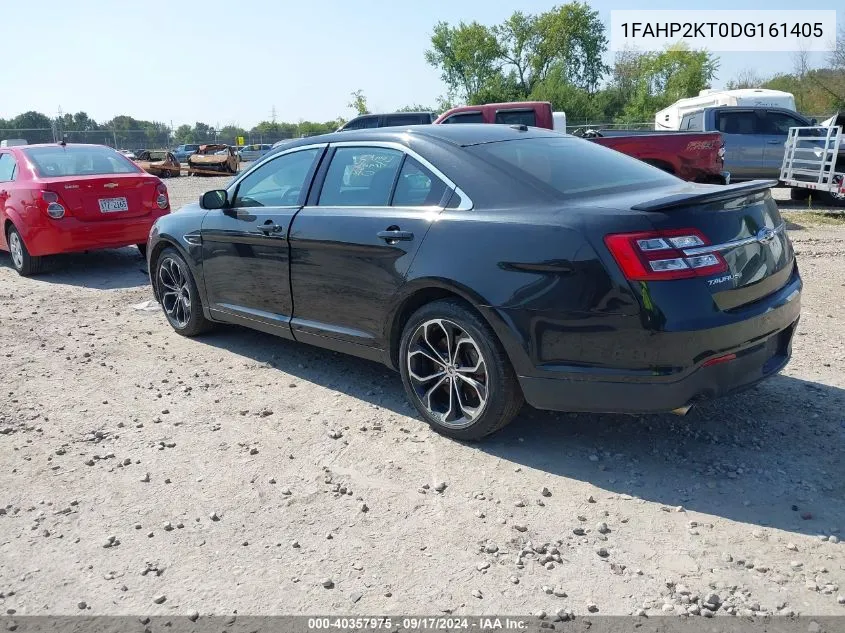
[288,143,452,355]
[200,145,325,333]
[0,152,17,251]
[760,110,810,176]
[715,109,765,180]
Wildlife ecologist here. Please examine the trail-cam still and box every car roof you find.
[275,124,564,152]
[5,142,117,151]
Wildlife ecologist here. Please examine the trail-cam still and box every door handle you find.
[256,223,284,235]
[377,229,414,242]
[767,140,783,144]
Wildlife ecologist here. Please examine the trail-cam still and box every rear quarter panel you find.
[398,205,642,375]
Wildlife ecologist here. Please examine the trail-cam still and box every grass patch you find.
[781,209,845,228]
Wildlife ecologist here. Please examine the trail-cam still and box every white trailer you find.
[654,89,796,131]
[780,113,845,202]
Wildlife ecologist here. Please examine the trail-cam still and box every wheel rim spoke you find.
[9,234,23,268]
[158,257,191,328]
[407,318,489,429]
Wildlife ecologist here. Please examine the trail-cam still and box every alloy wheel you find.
[406,318,489,429]
[158,256,192,328]
[8,231,24,270]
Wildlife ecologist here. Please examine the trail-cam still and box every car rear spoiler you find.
[631,180,779,212]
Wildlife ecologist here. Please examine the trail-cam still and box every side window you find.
[392,157,449,207]
[764,112,806,135]
[0,154,15,181]
[716,111,758,135]
[495,110,536,126]
[687,110,703,131]
[442,112,483,124]
[318,147,403,207]
[233,148,320,208]
[344,116,379,130]
[384,114,427,127]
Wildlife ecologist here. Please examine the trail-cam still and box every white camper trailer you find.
[654,89,796,130]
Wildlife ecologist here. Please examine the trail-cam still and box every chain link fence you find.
[2,115,834,149]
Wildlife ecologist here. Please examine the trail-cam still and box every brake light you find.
[156,183,169,210]
[39,190,66,219]
[604,229,727,281]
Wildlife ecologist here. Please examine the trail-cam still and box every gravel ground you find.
[0,176,843,617]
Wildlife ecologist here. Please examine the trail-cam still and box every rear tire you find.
[6,225,44,276]
[790,187,811,201]
[153,247,212,337]
[399,299,523,441]
[821,191,845,207]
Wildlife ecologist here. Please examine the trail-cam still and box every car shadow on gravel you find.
[194,326,416,417]
[483,375,845,537]
[0,247,149,290]
[191,325,844,536]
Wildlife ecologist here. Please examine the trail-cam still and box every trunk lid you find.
[43,173,159,222]
[632,181,794,310]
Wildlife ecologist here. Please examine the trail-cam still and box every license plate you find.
[99,197,128,213]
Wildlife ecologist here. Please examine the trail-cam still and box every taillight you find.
[604,229,727,281]
[718,144,726,163]
[156,183,169,210]
[40,190,66,219]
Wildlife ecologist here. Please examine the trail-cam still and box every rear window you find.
[468,137,677,197]
[442,112,483,124]
[384,114,430,127]
[495,110,537,127]
[24,146,140,178]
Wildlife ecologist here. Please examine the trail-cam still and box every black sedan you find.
[146,124,801,440]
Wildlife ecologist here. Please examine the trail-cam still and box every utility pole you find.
[271,106,277,123]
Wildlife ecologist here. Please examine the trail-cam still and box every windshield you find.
[24,146,140,178]
[468,136,677,197]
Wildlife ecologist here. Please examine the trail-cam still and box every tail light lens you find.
[40,190,66,219]
[156,183,169,210]
[604,229,727,281]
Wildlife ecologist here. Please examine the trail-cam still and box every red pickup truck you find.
[435,101,729,184]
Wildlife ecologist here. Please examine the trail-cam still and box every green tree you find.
[726,68,766,90]
[616,46,719,123]
[425,21,502,102]
[397,104,436,113]
[173,124,193,144]
[218,125,248,144]
[348,90,370,115]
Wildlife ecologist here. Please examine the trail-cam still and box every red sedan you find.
[0,143,170,275]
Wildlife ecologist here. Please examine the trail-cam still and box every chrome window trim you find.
[682,223,786,257]
[226,143,329,197]
[327,140,473,211]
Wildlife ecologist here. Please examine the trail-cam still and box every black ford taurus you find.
[146,124,801,440]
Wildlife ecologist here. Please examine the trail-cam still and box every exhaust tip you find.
[671,405,693,416]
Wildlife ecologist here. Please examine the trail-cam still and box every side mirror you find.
[810,118,818,126]
[200,189,228,209]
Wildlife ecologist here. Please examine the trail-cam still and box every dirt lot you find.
[0,176,844,618]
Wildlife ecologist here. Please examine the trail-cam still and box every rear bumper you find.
[515,272,801,414]
[24,211,169,256]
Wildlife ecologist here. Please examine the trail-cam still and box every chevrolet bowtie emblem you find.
[104,183,119,189]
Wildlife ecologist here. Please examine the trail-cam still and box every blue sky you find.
[2,0,841,127]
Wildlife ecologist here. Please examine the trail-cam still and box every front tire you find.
[6,225,44,276]
[399,299,523,441]
[154,247,212,336]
